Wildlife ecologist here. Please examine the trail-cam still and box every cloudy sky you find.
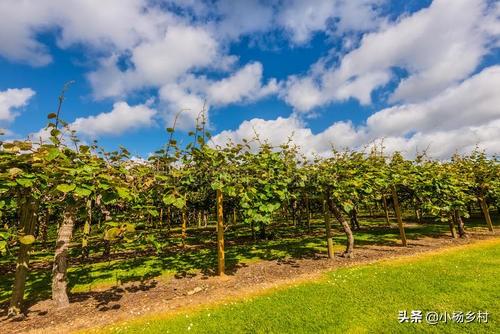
[0,0,499,158]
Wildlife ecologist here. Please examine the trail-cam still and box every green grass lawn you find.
[93,238,500,334]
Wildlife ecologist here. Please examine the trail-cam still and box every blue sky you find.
[0,0,499,158]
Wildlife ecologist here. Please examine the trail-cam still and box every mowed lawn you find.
[91,238,500,334]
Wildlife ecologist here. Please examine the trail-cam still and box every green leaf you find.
[148,209,159,217]
[173,197,186,209]
[101,191,118,204]
[104,228,121,241]
[46,148,60,161]
[56,184,76,193]
[116,187,132,200]
[19,235,36,245]
[50,129,61,137]
[162,194,175,206]
[342,203,354,213]
[16,178,34,187]
[74,187,92,197]
[8,168,23,178]
[122,223,135,233]
[79,145,90,154]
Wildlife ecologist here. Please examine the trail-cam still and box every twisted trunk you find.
[448,214,457,239]
[326,197,354,258]
[52,209,75,308]
[8,196,39,317]
[454,210,468,238]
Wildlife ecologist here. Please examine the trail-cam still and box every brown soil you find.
[1,230,498,334]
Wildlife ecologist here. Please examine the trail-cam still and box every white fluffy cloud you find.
[89,24,221,99]
[0,0,171,66]
[0,88,36,122]
[283,0,499,112]
[278,0,384,44]
[70,101,156,137]
[206,62,278,105]
[158,62,278,129]
[215,66,500,158]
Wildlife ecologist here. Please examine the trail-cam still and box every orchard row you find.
[1,107,498,316]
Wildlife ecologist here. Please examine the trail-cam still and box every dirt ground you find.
[1,231,498,334]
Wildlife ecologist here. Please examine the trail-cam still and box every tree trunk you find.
[391,186,407,247]
[305,195,311,232]
[181,209,187,248]
[52,209,76,308]
[291,200,297,227]
[166,206,171,233]
[327,197,354,258]
[40,208,49,250]
[8,197,39,317]
[81,200,91,259]
[203,210,208,227]
[479,196,494,232]
[323,198,334,259]
[259,223,267,239]
[102,240,111,258]
[159,207,163,228]
[448,215,457,239]
[216,189,225,276]
[454,210,468,238]
[350,207,360,230]
[382,195,391,226]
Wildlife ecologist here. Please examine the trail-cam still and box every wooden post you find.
[159,207,163,228]
[203,210,208,227]
[382,195,390,226]
[323,198,334,259]
[391,186,407,247]
[216,189,225,276]
[479,196,494,232]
